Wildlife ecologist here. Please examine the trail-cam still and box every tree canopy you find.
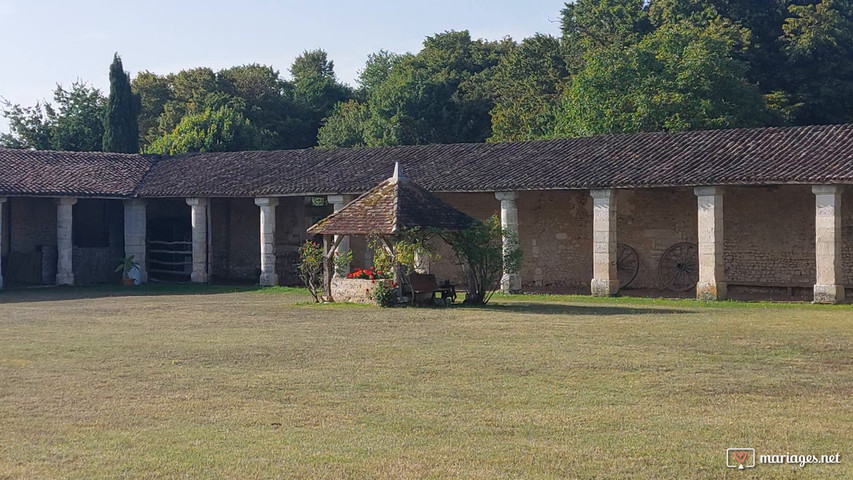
[102,53,140,153]
[2,2,852,153]
[1,82,106,151]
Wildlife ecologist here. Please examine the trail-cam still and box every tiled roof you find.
[137,124,853,197]
[308,169,476,235]
[0,149,158,197]
[1,124,852,198]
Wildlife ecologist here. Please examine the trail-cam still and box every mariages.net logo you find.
[727,448,841,470]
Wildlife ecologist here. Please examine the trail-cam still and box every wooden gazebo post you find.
[323,234,344,302]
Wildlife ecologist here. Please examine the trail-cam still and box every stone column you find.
[590,189,618,296]
[812,185,845,303]
[123,199,148,283]
[495,191,521,293]
[695,186,726,300]
[255,197,279,286]
[0,197,6,289]
[186,198,209,283]
[327,195,354,275]
[55,197,77,285]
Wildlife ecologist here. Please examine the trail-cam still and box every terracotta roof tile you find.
[137,124,853,197]
[1,124,852,198]
[0,149,158,197]
[308,171,476,235]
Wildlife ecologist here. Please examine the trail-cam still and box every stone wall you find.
[3,185,847,294]
[1,200,8,258]
[429,192,499,286]
[427,186,845,294]
[208,196,332,285]
[8,197,56,252]
[617,188,697,290]
[517,190,593,290]
[844,187,853,285]
[210,198,260,282]
[275,196,332,285]
[3,197,123,285]
[431,189,697,292]
[724,185,815,285]
[72,199,124,285]
[5,197,56,285]
[331,277,387,304]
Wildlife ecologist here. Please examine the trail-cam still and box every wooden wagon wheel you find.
[616,243,639,289]
[657,242,699,292]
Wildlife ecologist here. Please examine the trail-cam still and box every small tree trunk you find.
[323,235,334,302]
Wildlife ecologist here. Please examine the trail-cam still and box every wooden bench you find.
[403,273,456,305]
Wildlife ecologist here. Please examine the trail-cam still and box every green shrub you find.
[443,215,523,305]
[372,280,398,308]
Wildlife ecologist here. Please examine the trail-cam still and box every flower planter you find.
[332,277,393,304]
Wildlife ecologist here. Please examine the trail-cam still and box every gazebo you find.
[307,163,476,302]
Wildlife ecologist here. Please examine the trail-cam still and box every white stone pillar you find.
[327,194,354,275]
[695,186,726,300]
[0,197,6,289]
[186,198,209,283]
[123,199,148,283]
[55,197,77,285]
[255,197,279,286]
[590,189,617,296]
[812,185,845,304]
[495,191,521,293]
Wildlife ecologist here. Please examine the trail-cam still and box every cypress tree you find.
[102,53,140,153]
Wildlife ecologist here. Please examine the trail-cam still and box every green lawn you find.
[0,286,850,479]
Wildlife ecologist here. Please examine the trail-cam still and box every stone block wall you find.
[617,188,697,290]
[429,189,697,292]
[331,277,386,304]
[72,199,124,285]
[724,185,815,285]
[429,186,842,293]
[8,197,56,252]
[5,197,56,285]
[208,196,332,285]
[517,190,592,290]
[4,197,123,285]
[210,198,260,282]
[844,187,853,285]
[275,196,332,285]
[1,200,8,258]
[429,192,499,286]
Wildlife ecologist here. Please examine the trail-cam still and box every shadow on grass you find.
[458,302,693,316]
[0,283,308,304]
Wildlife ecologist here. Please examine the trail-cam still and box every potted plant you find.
[115,255,140,286]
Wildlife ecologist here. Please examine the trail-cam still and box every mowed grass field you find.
[0,286,850,479]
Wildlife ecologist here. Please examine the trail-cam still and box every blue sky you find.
[0,0,563,132]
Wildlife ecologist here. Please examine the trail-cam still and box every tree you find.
[443,215,522,305]
[102,54,140,153]
[289,49,352,148]
[132,71,171,149]
[1,82,106,151]
[316,100,369,148]
[557,20,773,136]
[146,106,272,155]
[561,0,652,59]
[489,34,569,142]
[355,50,402,98]
[780,0,853,124]
[319,31,512,148]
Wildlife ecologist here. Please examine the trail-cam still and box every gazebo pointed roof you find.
[308,163,476,236]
